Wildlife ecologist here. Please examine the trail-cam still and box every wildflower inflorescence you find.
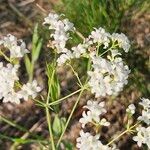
[44,13,130,98]
[0,34,41,104]
[77,100,116,150]
[128,98,150,149]
[0,12,149,150]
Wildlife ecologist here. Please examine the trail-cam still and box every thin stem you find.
[99,43,119,57]
[45,66,56,150]
[0,50,11,62]
[48,88,82,106]
[107,121,141,146]
[45,107,55,150]
[56,87,86,147]
[99,47,112,57]
[67,63,83,87]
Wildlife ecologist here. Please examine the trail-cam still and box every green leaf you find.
[32,38,43,62]
[24,54,33,77]
[52,115,62,136]
[32,23,43,63]
[46,63,60,102]
[32,23,39,49]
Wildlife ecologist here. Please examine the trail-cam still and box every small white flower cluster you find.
[79,100,110,128]
[138,98,150,125]
[131,98,150,148]
[77,130,113,150]
[111,33,130,52]
[44,13,130,97]
[88,55,130,97]
[0,34,41,104]
[43,13,75,54]
[133,126,150,149]
[126,104,136,115]
[88,27,111,49]
[77,100,115,150]
[0,34,29,58]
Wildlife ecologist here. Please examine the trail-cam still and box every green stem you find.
[67,63,83,87]
[0,50,11,62]
[48,88,82,106]
[56,87,86,147]
[45,65,56,150]
[45,107,55,150]
[99,47,112,57]
[107,121,140,146]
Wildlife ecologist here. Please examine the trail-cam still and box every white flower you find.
[72,44,86,58]
[0,63,19,100]
[79,111,93,128]
[77,130,112,150]
[139,98,150,110]
[43,13,60,28]
[126,104,136,115]
[88,56,130,97]
[138,109,150,125]
[99,118,110,126]
[79,100,109,128]
[57,50,73,66]
[111,33,130,52]
[43,13,75,53]
[3,91,20,104]
[0,34,29,58]
[88,27,110,49]
[18,80,41,100]
[138,98,150,125]
[133,126,150,149]
[84,100,107,115]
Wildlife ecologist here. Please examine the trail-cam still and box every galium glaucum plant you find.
[0,34,41,104]
[0,12,149,150]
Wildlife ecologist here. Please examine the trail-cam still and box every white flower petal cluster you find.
[126,104,136,115]
[0,63,20,104]
[133,126,150,148]
[71,44,87,58]
[138,98,150,125]
[111,33,130,52]
[57,50,73,66]
[0,34,41,104]
[18,80,42,101]
[77,100,114,149]
[88,56,130,97]
[85,28,130,52]
[0,34,29,58]
[87,27,111,49]
[77,130,113,150]
[44,14,130,97]
[43,13,75,53]
[139,98,150,110]
[0,63,41,104]
[80,100,109,129]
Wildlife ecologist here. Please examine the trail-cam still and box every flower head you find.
[0,34,29,58]
[133,126,150,149]
[126,104,136,115]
